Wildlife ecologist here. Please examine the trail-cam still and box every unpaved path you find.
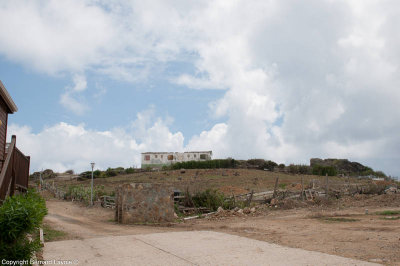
[43,199,394,265]
[182,207,400,264]
[44,200,181,239]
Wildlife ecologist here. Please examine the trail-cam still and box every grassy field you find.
[46,168,372,196]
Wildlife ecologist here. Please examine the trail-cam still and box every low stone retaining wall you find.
[115,183,174,224]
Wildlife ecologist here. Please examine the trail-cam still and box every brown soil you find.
[44,192,400,265]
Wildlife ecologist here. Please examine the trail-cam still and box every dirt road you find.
[44,200,183,239]
[43,197,400,265]
[45,231,377,266]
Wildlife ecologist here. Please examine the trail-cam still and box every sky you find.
[0,0,399,177]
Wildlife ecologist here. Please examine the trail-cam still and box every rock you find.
[270,198,278,205]
[243,207,251,214]
[385,186,399,194]
[237,209,244,214]
[30,169,57,180]
[369,259,383,263]
[217,206,224,213]
[180,168,186,174]
[250,207,256,213]
[174,212,178,218]
[233,207,240,212]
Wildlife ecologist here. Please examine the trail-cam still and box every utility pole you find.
[90,162,95,206]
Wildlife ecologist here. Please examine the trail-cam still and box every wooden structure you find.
[0,80,30,202]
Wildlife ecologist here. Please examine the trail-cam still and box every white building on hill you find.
[141,151,212,169]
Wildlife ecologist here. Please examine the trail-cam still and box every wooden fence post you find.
[247,190,254,207]
[325,173,329,195]
[273,177,279,198]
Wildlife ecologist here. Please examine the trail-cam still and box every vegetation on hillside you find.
[0,189,47,261]
[170,159,237,170]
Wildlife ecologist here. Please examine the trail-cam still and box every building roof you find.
[141,151,212,154]
[0,80,18,113]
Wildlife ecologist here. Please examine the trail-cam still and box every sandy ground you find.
[43,196,400,265]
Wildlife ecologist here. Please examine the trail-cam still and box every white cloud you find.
[59,91,87,116]
[59,74,88,115]
[1,0,400,176]
[71,74,87,92]
[8,107,184,173]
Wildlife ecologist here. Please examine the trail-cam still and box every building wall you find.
[0,97,8,170]
[141,151,212,168]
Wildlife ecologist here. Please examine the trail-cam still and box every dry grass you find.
[44,169,372,196]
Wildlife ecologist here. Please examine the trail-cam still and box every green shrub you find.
[79,170,102,179]
[65,185,106,203]
[93,170,102,178]
[246,159,265,167]
[374,171,387,178]
[376,210,400,216]
[261,160,278,171]
[312,165,337,176]
[288,164,311,174]
[171,159,236,170]
[288,164,297,174]
[105,168,117,177]
[125,167,135,174]
[161,165,171,171]
[0,190,47,261]
[192,189,226,211]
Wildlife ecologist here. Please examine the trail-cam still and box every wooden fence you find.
[0,135,30,202]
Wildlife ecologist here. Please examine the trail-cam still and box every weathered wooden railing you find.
[101,195,115,208]
[0,135,30,202]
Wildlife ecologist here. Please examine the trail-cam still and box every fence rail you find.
[0,135,30,202]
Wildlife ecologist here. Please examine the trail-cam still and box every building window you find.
[161,155,163,159]
[194,154,197,158]
[145,155,150,161]
[187,154,190,158]
[200,154,207,159]
[155,155,158,158]
[168,155,174,160]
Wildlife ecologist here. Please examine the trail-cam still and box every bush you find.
[312,165,337,176]
[64,169,74,175]
[125,167,135,174]
[79,170,102,179]
[105,168,117,177]
[287,164,311,174]
[0,190,47,261]
[246,159,265,167]
[261,160,278,171]
[161,165,170,171]
[64,185,106,203]
[360,183,386,195]
[171,159,237,170]
[192,189,226,211]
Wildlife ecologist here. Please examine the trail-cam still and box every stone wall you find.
[115,183,174,224]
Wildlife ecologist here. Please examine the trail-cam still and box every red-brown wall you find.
[0,97,9,170]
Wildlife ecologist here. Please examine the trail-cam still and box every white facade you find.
[141,151,212,168]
